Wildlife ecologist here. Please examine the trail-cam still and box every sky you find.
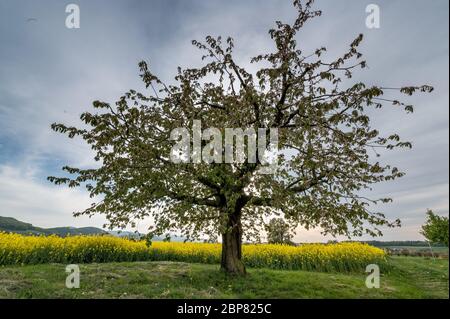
[0,0,448,242]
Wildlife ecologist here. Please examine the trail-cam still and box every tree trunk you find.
[220,213,246,275]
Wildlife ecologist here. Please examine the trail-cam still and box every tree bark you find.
[220,213,246,275]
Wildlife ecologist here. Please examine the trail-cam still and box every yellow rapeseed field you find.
[149,241,387,272]
[0,232,386,272]
[0,232,150,265]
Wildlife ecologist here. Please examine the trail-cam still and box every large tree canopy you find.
[49,0,433,274]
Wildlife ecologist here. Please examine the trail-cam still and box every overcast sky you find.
[0,0,448,242]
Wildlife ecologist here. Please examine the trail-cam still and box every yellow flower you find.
[0,232,386,272]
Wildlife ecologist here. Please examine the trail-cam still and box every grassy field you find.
[0,256,447,299]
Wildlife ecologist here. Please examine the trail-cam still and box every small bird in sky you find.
[26,18,38,23]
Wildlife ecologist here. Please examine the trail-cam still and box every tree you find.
[421,210,449,247]
[49,0,433,275]
[265,218,294,245]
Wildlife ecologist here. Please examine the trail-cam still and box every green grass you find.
[0,257,447,299]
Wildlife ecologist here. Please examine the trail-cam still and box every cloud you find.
[0,0,448,241]
[0,164,107,228]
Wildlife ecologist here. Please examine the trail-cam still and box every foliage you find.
[421,210,449,247]
[265,218,294,244]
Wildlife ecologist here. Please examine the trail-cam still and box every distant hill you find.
[44,226,108,237]
[108,230,144,239]
[0,216,37,231]
[108,230,188,242]
[0,216,107,237]
[0,216,189,241]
